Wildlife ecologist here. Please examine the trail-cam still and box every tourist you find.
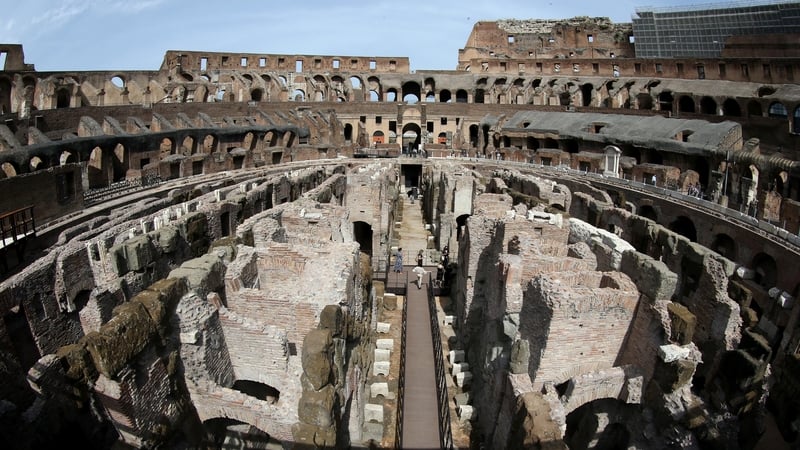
[412,265,429,289]
[416,250,424,267]
[394,248,403,273]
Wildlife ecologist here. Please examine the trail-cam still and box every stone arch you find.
[768,101,787,118]
[112,143,126,182]
[110,75,125,89]
[751,252,777,288]
[437,132,447,144]
[722,98,741,116]
[0,162,17,178]
[658,91,673,112]
[87,146,107,188]
[264,131,278,148]
[401,122,421,152]
[180,136,195,156]
[636,93,653,110]
[386,88,398,102]
[711,233,737,260]
[367,76,381,101]
[231,379,280,403]
[475,88,485,104]
[372,130,385,145]
[581,83,593,107]
[60,150,76,165]
[201,417,276,448]
[402,81,421,104]
[242,132,257,151]
[668,215,697,242]
[439,89,452,103]
[543,138,558,149]
[678,95,695,113]
[527,137,540,150]
[160,137,175,158]
[344,123,354,143]
[456,214,470,241]
[425,91,435,103]
[292,89,305,102]
[202,134,218,154]
[699,96,717,115]
[637,204,657,221]
[250,88,263,102]
[565,399,635,450]
[353,221,373,256]
[456,89,468,103]
[794,105,800,134]
[29,156,44,171]
[56,87,71,108]
[747,100,763,117]
[0,76,12,114]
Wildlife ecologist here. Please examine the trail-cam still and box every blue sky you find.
[0,0,768,72]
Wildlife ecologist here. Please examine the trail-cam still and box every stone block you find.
[302,329,333,391]
[362,422,384,443]
[370,382,395,399]
[653,357,696,393]
[156,225,180,253]
[456,371,473,387]
[454,392,470,407]
[620,251,678,302]
[667,302,696,345]
[319,305,344,337]
[298,384,335,428]
[658,344,692,363]
[364,403,384,423]
[383,293,397,311]
[448,349,465,364]
[510,339,530,374]
[84,301,156,378]
[374,348,391,362]
[123,234,155,272]
[376,339,393,350]
[376,322,391,333]
[458,404,475,422]
[452,362,470,375]
[373,361,390,377]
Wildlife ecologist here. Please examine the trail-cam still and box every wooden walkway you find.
[401,269,441,449]
[391,178,444,449]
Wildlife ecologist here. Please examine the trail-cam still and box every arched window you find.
[768,102,787,118]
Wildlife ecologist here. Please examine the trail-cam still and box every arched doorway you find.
[353,221,373,257]
[669,216,697,242]
[402,123,421,153]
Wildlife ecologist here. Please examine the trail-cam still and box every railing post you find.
[426,272,454,450]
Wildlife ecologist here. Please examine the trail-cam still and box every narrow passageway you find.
[393,191,442,449]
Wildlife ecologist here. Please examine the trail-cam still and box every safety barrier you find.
[426,272,454,450]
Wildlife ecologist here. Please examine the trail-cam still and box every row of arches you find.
[6,73,800,135]
[0,128,297,180]
[635,208,780,289]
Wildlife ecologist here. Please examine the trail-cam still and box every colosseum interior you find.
[1,9,800,450]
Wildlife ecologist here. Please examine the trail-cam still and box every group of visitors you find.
[392,245,451,290]
[687,182,704,198]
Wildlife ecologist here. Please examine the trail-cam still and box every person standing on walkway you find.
[412,265,429,289]
[394,248,403,273]
[416,250,424,267]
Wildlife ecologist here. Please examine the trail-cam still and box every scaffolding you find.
[632,0,800,58]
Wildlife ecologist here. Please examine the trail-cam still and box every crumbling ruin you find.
[1,8,800,450]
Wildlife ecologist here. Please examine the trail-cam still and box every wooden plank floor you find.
[401,271,441,449]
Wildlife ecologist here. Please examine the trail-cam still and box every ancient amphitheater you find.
[1,6,800,450]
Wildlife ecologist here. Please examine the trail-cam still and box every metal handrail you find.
[426,272,454,450]
[394,270,409,449]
